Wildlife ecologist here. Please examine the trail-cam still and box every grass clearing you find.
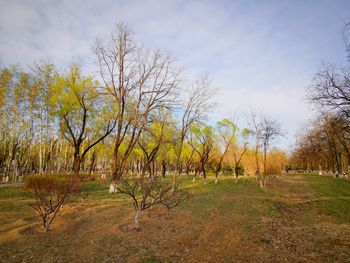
[0,174,349,262]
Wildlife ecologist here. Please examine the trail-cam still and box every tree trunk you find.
[63,145,68,173]
[263,145,267,177]
[202,167,207,184]
[43,215,50,232]
[73,147,81,176]
[259,177,263,188]
[161,161,166,178]
[109,180,118,193]
[56,139,63,174]
[263,174,267,187]
[173,136,185,192]
[88,152,96,177]
[147,161,152,178]
[318,162,323,175]
[39,107,43,175]
[134,209,142,229]
[255,137,260,174]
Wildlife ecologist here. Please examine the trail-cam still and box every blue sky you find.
[0,0,349,151]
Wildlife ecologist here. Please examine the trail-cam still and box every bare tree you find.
[159,188,190,217]
[172,78,215,190]
[296,23,350,176]
[249,111,283,187]
[343,21,350,61]
[308,64,350,120]
[249,110,263,179]
[291,114,350,175]
[117,175,187,229]
[260,116,283,187]
[94,24,180,192]
[25,174,80,231]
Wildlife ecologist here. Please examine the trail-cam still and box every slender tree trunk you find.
[39,113,43,174]
[88,152,96,177]
[161,161,166,178]
[255,136,260,174]
[173,135,185,191]
[134,209,142,229]
[147,161,152,178]
[318,162,323,175]
[202,165,207,184]
[56,139,63,174]
[73,147,81,176]
[109,180,118,193]
[263,144,267,177]
[43,214,50,232]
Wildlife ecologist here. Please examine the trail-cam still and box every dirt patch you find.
[254,216,350,262]
[118,223,143,233]
[0,175,349,262]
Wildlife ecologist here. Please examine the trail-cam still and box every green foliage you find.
[242,128,252,136]
[216,118,237,138]
[190,124,214,144]
[50,64,98,121]
[0,68,13,109]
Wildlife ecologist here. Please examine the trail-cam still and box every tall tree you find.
[260,116,283,187]
[308,64,350,120]
[172,78,215,190]
[94,24,180,191]
[138,110,174,178]
[188,124,214,184]
[50,64,115,175]
[214,118,237,184]
[232,128,251,182]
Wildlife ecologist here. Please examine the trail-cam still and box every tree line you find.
[291,23,350,175]
[1,24,287,230]
[0,24,285,186]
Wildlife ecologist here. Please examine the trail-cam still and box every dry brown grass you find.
[0,174,349,262]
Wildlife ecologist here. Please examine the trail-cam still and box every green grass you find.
[303,174,350,197]
[0,173,349,262]
[302,174,350,223]
[79,180,112,198]
[180,177,271,220]
[0,186,33,199]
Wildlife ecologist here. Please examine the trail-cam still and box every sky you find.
[0,0,349,151]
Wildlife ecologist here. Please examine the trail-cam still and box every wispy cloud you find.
[1,0,349,150]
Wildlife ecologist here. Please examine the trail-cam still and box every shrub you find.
[25,174,80,231]
[118,175,189,229]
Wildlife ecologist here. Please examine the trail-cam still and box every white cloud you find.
[0,0,349,150]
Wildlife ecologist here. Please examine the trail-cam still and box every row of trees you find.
[1,24,287,231]
[1,25,285,189]
[291,23,350,174]
[291,114,350,174]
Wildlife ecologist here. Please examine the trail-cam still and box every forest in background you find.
[1,22,349,233]
[291,22,350,175]
[0,24,287,186]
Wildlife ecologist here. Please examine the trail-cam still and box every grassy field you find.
[0,174,349,262]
